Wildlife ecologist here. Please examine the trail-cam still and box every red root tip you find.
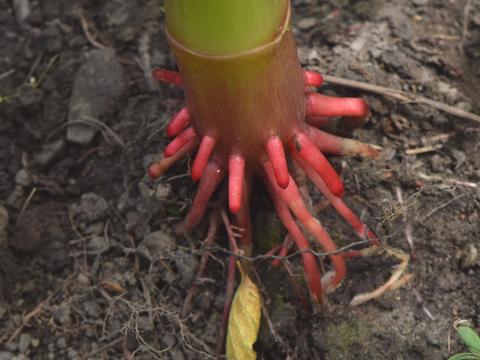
[303,70,324,87]
[148,163,162,179]
[191,135,216,182]
[266,136,290,189]
[167,108,191,138]
[164,127,197,158]
[306,93,369,118]
[152,68,183,87]
[290,131,344,197]
[228,154,245,214]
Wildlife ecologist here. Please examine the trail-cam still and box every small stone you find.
[161,334,177,348]
[430,154,444,173]
[67,349,78,359]
[67,49,125,145]
[174,250,198,288]
[459,244,479,269]
[32,139,66,168]
[436,81,460,103]
[451,149,467,170]
[154,183,172,202]
[14,169,31,187]
[0,352,14,360]
[297,17,317,30]
[87,236,109,252]
[137,316,154,332]
[31,338,39,348]
[13,0,30,26]
[138,231,176,260]
[83,301,100,317]
[56,337,67,349]
[412,0,428,5]
[18,333,31,353]
[76,273,90,286]
[78,193,109,222]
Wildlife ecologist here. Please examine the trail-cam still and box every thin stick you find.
[181,212,220,317]
[16,187,37,226]
[77,10,110,50]
[350,246,412,306]
[322,74,480,125]
[461,0,473,53]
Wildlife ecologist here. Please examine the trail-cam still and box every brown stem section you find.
[167,9,305,165]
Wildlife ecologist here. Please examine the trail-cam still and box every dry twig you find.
[323,74,480,125]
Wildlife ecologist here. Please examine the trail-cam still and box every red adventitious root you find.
[228,154,245,214]
[153,68,183,87]
[264,162,346,293]
[289,131,344,197]
[191,135,216,181]
[167,108,190,137]
[164,126,196,157]
[150,68,378,302]
[303,70,324,87]
[184,157,225,232]
[266,136,290,189]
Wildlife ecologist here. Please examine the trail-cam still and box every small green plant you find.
[449,320,480,360]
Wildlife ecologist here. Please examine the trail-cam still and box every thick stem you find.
[165,0,288,56]
[167,5,305,164]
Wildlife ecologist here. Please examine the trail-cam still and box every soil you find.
[0,0,479,359]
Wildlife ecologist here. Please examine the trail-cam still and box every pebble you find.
[138,231,176,260]
[458,244,479,269]
[78,193,110,223]
[13,0,30,26]
[297,17,317,30]
[14,169,31,187]
[174,249,198,288]
[67,49,125,145]
[30,339,39,348]
[42,25,62,53]
[32,139,66,168]
[56,337,67,349]
[87,236,109,252]
[0,351,14,360]
[18,333,31,353]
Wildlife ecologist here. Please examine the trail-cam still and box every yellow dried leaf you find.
[226,263,261,360]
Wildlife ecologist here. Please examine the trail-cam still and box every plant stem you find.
[165,0,288,55]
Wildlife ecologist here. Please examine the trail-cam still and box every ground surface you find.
[0,0,479,359]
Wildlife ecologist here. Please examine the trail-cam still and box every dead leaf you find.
[226,262,261,360]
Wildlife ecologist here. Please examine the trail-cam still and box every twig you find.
[16,187,37,226]
[78,338,123,360]
[4,295,52,343]
[405,144,442,155]
[0,69,15,81]
[350,246,413,306]
[417,172,478,188]
[322,74,480,125]
[395,187,415,259]
[181,212,220,317]
[77,10,110,50]
[461,0,473,53]
[423,195,466,219]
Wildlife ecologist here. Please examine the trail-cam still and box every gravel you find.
[66,49,125,145]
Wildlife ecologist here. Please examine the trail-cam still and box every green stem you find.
[165,0,288,55]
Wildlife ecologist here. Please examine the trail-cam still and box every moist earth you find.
[0,0,479,359]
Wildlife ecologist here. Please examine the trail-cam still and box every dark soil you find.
[1,0,479,359]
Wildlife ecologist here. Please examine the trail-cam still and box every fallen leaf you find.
[226,262,261,360]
